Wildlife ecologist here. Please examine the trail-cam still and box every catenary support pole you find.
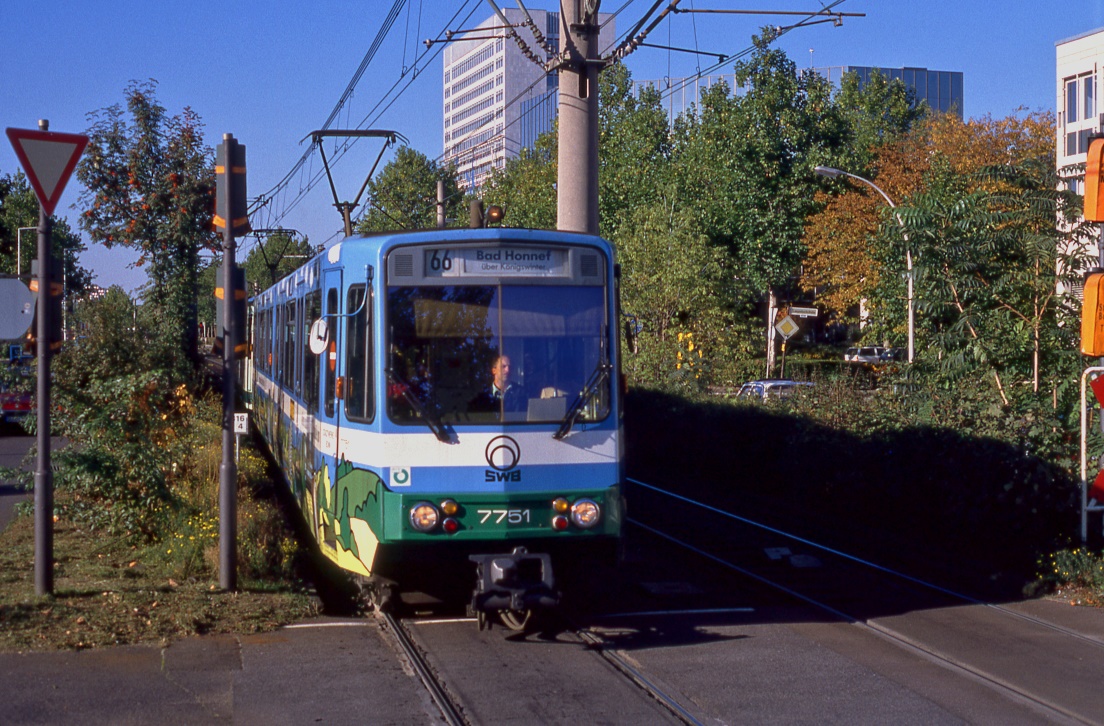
[556,1,600,234]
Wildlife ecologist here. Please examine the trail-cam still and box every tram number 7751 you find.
[477,509,531,525]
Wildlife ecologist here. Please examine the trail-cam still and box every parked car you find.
[844,346,887,365]
[737,379,814,400]
[0,382,31,424]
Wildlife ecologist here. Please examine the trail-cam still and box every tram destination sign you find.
[424,247,569,278]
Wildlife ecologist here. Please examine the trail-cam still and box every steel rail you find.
[381,612,467,726]
[626,477,1104,650]
[625,476,1104,723]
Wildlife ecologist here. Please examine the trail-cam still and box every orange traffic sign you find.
[5,127,88,216]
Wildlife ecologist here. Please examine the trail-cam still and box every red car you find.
[0,382,32,423]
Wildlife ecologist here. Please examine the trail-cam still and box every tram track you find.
[380,612,468,726]
[623,476,1104,724]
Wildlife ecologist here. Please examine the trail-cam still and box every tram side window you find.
[345,285,372,421]
[282,300,296,391]
[324,288,337,418]
[303,291,320,411]
[274,305,284,383]
[263,309,272,374]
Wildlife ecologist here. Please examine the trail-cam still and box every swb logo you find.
[485,436,521,482]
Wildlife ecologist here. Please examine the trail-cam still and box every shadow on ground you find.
[624,388,1083,600]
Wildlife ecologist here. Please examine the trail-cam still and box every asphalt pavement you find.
[0,620,438,724]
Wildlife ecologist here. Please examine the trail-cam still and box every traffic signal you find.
[214,135,250,235]
[214,264,248,356]
[1082,271,1104,356]
[1085,137,1104,222]
[27,257,63,354]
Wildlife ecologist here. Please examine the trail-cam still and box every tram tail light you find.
[552,515,569,531]
[442,517,460,534]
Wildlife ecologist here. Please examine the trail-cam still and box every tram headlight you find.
[570,498,601,529]
[409,502,440,532]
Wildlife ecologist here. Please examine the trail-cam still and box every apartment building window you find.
[1064,72,1098,157]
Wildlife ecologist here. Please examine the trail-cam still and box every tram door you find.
[320,270,342,461]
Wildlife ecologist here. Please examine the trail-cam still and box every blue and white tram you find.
[248,227,624,617]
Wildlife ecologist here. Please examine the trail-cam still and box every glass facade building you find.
[442,10,612,190]
[634,65,964,124]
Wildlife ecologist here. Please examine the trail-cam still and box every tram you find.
[246,227,624,625]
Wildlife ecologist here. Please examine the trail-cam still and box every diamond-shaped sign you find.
[6,127,88,216]
[775,315,800,340]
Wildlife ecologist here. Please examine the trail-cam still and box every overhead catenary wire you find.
[247,0,850,255]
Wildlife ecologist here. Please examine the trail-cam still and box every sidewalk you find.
[0,618,436,725]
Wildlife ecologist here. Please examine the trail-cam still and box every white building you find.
[442,9,613,190]
[1057,28,1102,186]
[1057,28,1104,292]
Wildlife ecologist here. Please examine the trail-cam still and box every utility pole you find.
[557,1,601,234]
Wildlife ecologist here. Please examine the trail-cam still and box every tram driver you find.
[470,354,526,413]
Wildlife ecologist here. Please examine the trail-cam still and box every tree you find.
[881,157,1089,406]
[242,231,317,292]
[482,133,557,229]
[833,69,925,176]
[77,80,218,370]
[357,146,464,232]
[597,62,671,241]
[800,71,926,325]
[0,170,93,345]
[671,33,845,374]
[804,110,1057,334]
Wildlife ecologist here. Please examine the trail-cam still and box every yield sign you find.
[5,127,88,216]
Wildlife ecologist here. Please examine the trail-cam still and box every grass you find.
[0,487,322,652]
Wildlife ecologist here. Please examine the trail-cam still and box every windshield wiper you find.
[554,359,611,440]
[386,369,451,443]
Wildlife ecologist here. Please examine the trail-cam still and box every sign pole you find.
[216,133,249,592]
[34,203,53,596]
[6,120,88,597]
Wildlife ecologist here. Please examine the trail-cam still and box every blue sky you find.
[3,0,1104,294]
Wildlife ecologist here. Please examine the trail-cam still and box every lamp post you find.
[814,166,914,363]
[17,227,36,276]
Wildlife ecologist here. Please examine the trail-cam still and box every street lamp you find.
[16,227,36,277]
[814,166,914,363]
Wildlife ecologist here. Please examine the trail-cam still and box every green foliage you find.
[0,170,92,300]
[243,231,318,292]
[1040,548,1104,600]
[834,69,926,174]
[872,157,1090,414]
[51,284,197,536]
[77,80,219,370]
[671,35,844,293]
[483,134,558,229]
[358,146,465,232]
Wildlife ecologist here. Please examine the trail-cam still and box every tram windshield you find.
[387,284,610,426]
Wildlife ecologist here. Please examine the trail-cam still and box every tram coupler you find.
[469,547,560,618]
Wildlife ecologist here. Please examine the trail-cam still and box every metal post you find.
[814,166,913,362]
[556,1,600,234]
[34,204,53,596]
[219,134,238,592]
[17,227,35,276]
[437,180,446,229]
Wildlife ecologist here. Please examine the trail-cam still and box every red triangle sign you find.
[5,127,88,217]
